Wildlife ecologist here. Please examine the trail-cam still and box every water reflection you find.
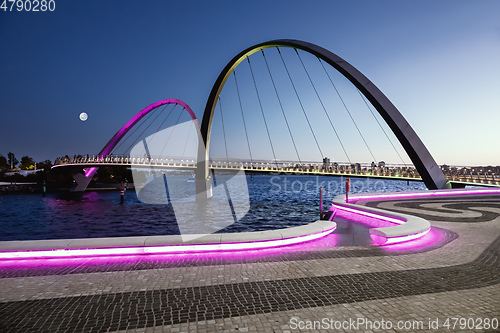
[0,175,425,241]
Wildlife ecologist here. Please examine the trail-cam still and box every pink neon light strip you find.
[0,227,335,260]
[335,189,500,244]
[84,99,199,178]
[370,229,431,245]
[331,204,404,225]
[347,188,500,203]
[331,203,430,245]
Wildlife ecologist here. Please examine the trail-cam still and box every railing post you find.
[120,182,125,204]
[345,178,350,203]
[319,187,324,219]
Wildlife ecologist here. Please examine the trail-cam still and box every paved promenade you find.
[0,194,499,332]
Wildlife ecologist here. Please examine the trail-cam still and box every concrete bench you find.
[0,220,336,259]
[330,194,430,245]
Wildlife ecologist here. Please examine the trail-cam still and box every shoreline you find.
[0,182,135,195]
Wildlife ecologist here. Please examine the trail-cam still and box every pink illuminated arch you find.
[85,99,199,178]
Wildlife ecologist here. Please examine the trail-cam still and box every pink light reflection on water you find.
[41,191,108,238]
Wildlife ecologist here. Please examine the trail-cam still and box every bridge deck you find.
[52,158,500,186]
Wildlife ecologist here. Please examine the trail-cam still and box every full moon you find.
[79,112,88,121]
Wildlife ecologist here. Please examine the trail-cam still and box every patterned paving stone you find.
[0,225,458,280]
[1,233,499,332]
[0,195,498,333]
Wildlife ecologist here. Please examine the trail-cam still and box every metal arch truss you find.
[71,99,200,192]
[200,39,449,190]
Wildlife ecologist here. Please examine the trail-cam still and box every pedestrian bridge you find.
[52,39,499,191]
[52,154,500,187]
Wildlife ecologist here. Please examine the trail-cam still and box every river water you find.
[0,175,426,241]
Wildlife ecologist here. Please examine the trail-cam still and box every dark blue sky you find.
[1,0,499,165]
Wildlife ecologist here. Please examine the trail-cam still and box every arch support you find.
[71,99,201,192]
[98,99,199,161]
[200,39,449,190]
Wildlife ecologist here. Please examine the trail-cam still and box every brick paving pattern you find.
[0,194,499,332]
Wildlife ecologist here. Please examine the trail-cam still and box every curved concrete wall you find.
[0,220,336,259]
[331,193,431,245]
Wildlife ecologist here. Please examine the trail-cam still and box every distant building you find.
[322,157,330,170]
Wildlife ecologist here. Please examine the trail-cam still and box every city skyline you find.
[1,1,499,166]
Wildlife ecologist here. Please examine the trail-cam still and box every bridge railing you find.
[54,154,198,167]
[54,155,422,177]
[440,165,500,185]
[53,155,500,184]
[208,160,422,178]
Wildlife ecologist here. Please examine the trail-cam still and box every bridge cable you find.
[277,47,324,159]
[295,49,352,165]
[122,104,168,155]
[233,70,254,164]
[159,108,185,158]
[138,103,178,157]
[247,57,278,168]
[151,103,178,138]
[180,115,194,161]
[261,50,301,164]
[124,104,168,156]
[218,96,230,163]
[356,90,408,167]
[112,105,161,154]
[318,58,377,163]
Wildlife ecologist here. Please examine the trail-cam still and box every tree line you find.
[0,152,132,188]
[0,152,53,172]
